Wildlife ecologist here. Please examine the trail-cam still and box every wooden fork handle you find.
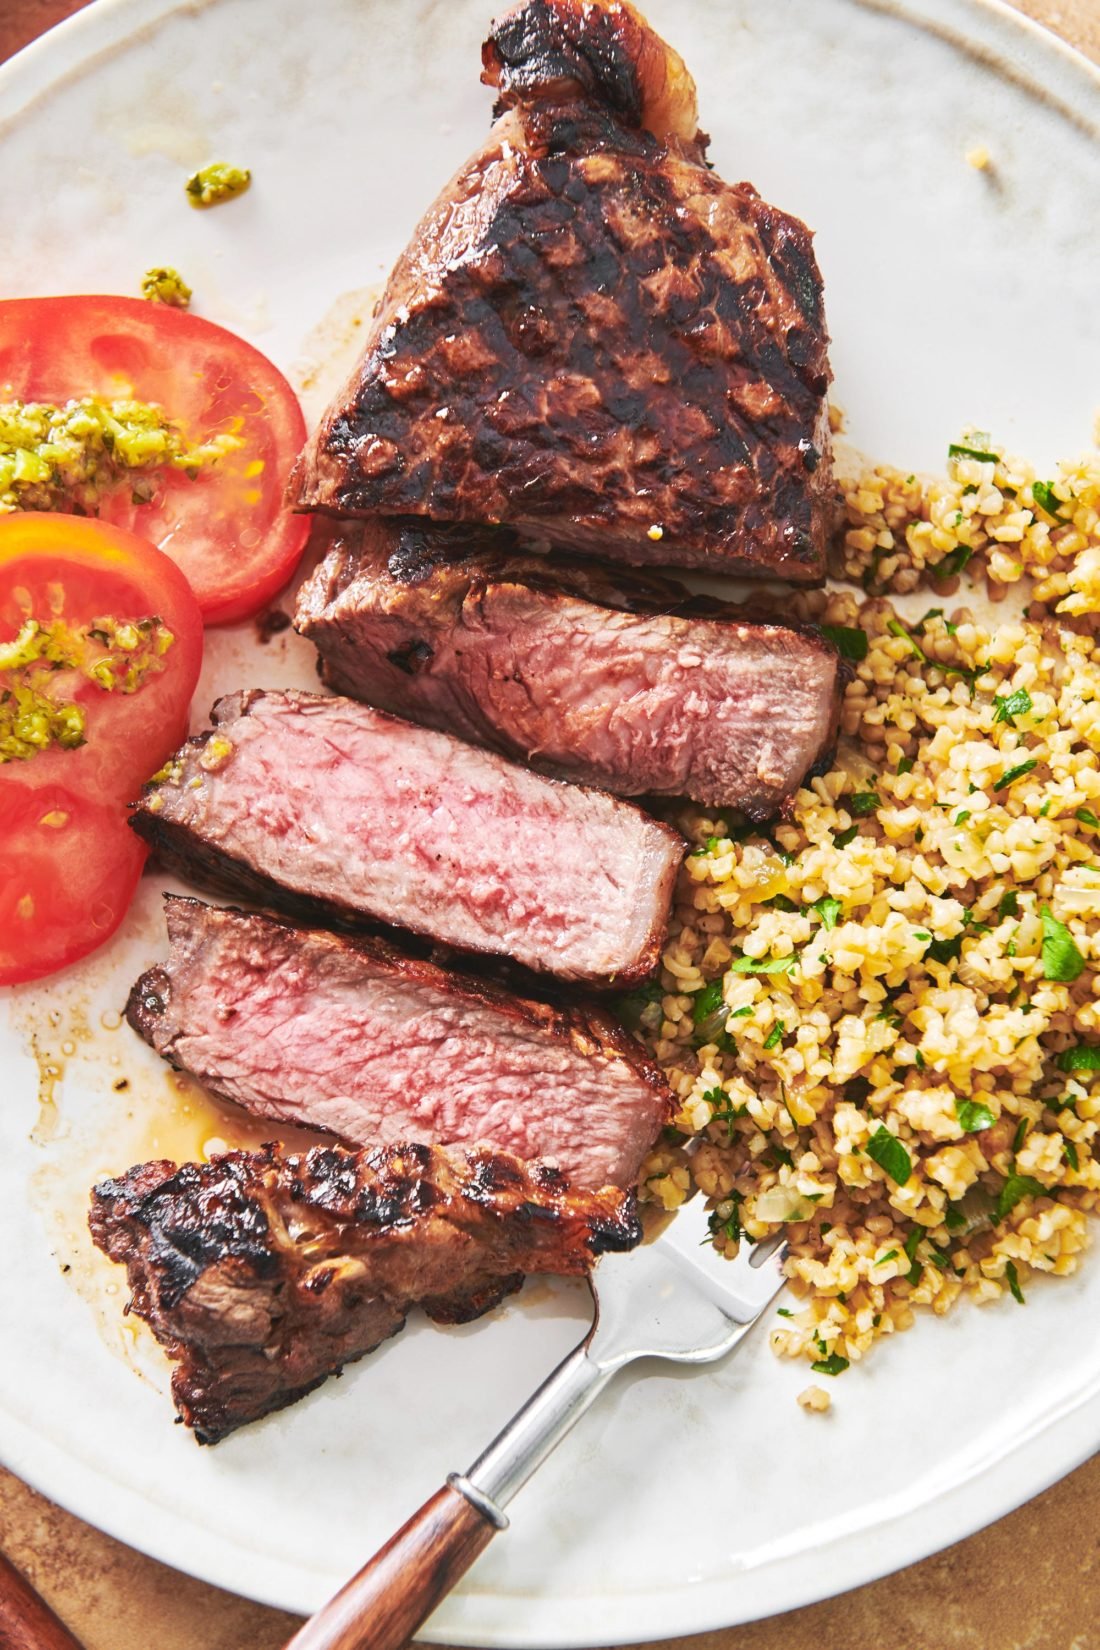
[0,1549,87,1650]
[282,1483,498,1650]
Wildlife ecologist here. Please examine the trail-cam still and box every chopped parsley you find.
[1064,1141,1080,1172]
[886,618,926,662]
[925,934,963,966]
[810,1350,850,1377]
[995,1173,1046,1222]
[1055,1044,1100,1073]
[615,980,663,1034]
[1075,808,1100,831]
[763,1021,785,1051]
[703,1087,745,1137]
[948,441,1000,464]
[812,895,842,930]
[705,1198,743,1248]
[1040,905,1085,983]
[993,687,1033,725]
[848,790,880,816]
[692,982,725,1024]
[934,544,974,578]
[866,1126,912,1185]
[833,825,859,848]
[1005,1260,1025,1304]
[998,890,1020,920]
[993,758,1038,791]
[956,1099,996,1134]
[819,624,869,661]
[896,756,915,775]
[954,809,971,825]
[728,953,799,976]
[1032,480,1066,518]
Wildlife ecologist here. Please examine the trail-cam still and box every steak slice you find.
[130,690,682,986]
[128,898,673,1188]
[89,1141,640,1441]
[291,0,831,582]
[296,521,842,820]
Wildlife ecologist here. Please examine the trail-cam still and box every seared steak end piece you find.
[292,0,831,582]
[90,1142,639,1442]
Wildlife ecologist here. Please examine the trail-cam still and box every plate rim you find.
[1,0,1099,1642]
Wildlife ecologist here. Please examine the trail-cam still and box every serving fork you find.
[284,1194,790,1650]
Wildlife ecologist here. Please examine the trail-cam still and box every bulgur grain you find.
[635,433,1100,1375]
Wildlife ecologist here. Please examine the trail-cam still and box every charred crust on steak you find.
[385,637,434,675]
[291,2,832,581]
[89,1141,641,1440]
[482,0,698,143]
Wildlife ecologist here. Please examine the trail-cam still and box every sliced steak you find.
[89,1140,640,1441]
[296,521,842,820]
[291,0,831,582]
[128,898,673,1188]
[130,690,682,986]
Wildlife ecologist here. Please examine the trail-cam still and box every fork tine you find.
[652,1195,789,1320]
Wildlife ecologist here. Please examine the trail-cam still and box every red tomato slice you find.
[0,295,310,624]
[0,514,204,803]
[1,515,203,986]
[0,779,148,987]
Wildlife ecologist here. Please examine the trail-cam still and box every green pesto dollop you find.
[185,162,251,208]
[0,397,242,516]
[141,265,192,308]
[0,615,175,764]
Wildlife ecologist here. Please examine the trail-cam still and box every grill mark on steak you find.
[295,520,843,820]
[127,897,674,1189]
[89,1141,639,1441]
[291,0,831,582]
[129,690,682,987]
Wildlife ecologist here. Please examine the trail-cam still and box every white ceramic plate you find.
[1,1,1099,1644]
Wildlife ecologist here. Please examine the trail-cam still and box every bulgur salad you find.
[635,430,1100,1387]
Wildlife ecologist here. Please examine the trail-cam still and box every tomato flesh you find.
[0,514,204,985]
[0,780,148,987]
[0,514,204,801]
[0,295,310,623]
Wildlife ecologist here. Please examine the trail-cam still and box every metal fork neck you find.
[458,1335,612,1515]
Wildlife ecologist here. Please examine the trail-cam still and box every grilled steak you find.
[130,690,682,986]
[296,521,842,819]
[292,0,831,582]
[89,1141,639,1441]
[128,898,673,1187]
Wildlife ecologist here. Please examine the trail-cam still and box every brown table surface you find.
[2,2,1099,1647]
